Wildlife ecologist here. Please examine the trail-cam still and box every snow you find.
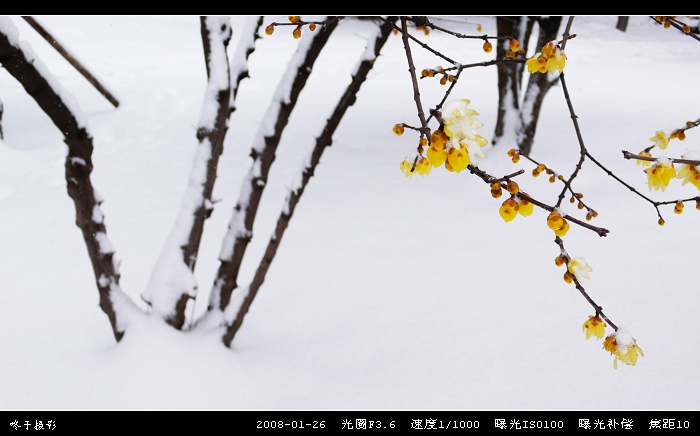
[197,16,231,130]
[2,16,700,410]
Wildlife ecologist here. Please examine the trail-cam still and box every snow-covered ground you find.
[1,16,699,410]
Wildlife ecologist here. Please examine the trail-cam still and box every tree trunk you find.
[210,18,339,315]
[616,17,629,32]
[492,16,535,146]
[142,17,233,329]
[516,16,562,156]
[221,17,396,347]
[0,18,139,341]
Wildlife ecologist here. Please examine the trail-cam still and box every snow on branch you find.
[230,16,263,112]
[142,17,233,329]
[0,17,140,341]
[208,17,339,315]
[221,18,397,346]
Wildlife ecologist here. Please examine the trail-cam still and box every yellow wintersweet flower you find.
[546,210,569,237]
[677,165,700,190]
[517,195,534,216]
[526,42,565,75]
[546,47,566,74]
[650,130,671,150]
[568,257,592,281]
[442,99,488,166]
[676,151,700,190]
[645,159,676,192]
[427,130,448,168]
[526,53,548,74]
[582,315,606,341]
[603,328,644,369]
[415,157,431,176]
[636,150,653,167]
[400,159,415,178]
[446,144,470,173]
[499,198,519,222]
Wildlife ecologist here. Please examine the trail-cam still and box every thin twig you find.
[555,237,618,331]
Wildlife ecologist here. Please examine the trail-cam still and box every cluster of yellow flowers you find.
[603,329,644,369]
[398,99,488,177]
[526,41,566,74]
[583,317,644,369]
[496,180,534,221]
[498,196,534,222]
[639,129,700,193]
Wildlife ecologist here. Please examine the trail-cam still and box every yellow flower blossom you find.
[546,210,569,237]
[442,99,488,166]
[499,198,519,222]
[676,151,700,190]
[636,150,653,167]
[526,53,548,74]
[650,130,670,150]
[415,157,431,176]
[517,195,534,216]
[645,159,676,192]
[446,144,470,173]
[546,47,566,74]
[526,41,565,75]
[603,328,644,369]
[582,315,606,341]
[568,257,592,281]
[427,130,448,168]
[400,159,415,178]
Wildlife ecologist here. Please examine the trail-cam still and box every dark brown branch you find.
[555,66,589,210]
[467,164,609,237]
[554,237,618,331]
[1,25,127,340]
[400,17,430,139]
[652,16,700,42]
[213,17,339,314]
[622,150,700,166]
[222,18,396,346]
[379,17,457,65]
[22,16,120,108]
[157,17,233,329]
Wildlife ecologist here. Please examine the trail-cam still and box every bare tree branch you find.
[21,16,120,108]
[210,17,339,314]
[142,17,233,329]
[0,18,139,341]
[221,17,397,346]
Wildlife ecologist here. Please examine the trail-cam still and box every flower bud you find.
[510,39,520,52]
[265,24,275,35]
[563,271,573,284]
[555,255,565,267]
[483,40,492,53]
[293,26,302,39]
[506,180,519,195]
[392,124,404,136]
[289,16,301,23]
[674,201,684,214]
[309,23,317,31]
